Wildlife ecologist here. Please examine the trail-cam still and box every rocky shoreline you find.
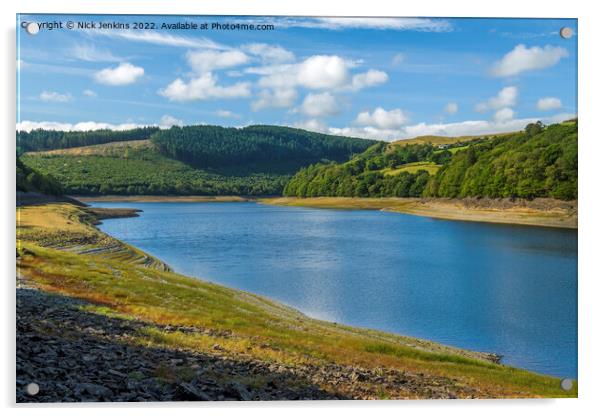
[17,284,487,402]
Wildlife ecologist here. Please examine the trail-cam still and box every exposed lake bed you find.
[91,201,578,378]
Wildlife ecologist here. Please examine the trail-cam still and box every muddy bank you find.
[261,197,577,229]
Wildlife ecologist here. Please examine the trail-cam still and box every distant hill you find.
[17,127,159,153]
[150,124,377,174]
[391,132,516,147]
[284,121,577,200]
[20,125,377,196]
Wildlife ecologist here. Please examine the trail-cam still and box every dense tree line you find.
[424,122,577,200]
[284,142,443,197]
[17,127,159,153]
[16,156,63,195]
[285,121,578,200]
[150,125,377,173]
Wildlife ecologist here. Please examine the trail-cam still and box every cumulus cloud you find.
[297,55,350,89]
[475,86,518,112]
[94,62,144,86]
[349,70,388,91]
[251,88,297,111]
[159,114,184,128]
[39,91,73,103]
[83,89,97,97]
[294,118,328,133]
[159,72,251,102]
[491,44,568,77]
[537,97,562,111]
[16,120,148,132]
[325,113,573,141]
[299,92,340,117]
[444,102,459,114]
[242,43,295,64]
[186,50,249,74]
[249,54,387,111]
[493,107,515,123]
[355,107,409,129]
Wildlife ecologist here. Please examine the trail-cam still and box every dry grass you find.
[26,139,153,157]
[261,197,577,229]
[381,162,441,175]
[391,132,516,147]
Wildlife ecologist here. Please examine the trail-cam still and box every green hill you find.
[17,127,159,154]
[20,125,376,196]
[284,121,577,200]
[150,124,377,174]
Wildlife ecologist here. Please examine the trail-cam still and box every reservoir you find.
[92,201,577,378]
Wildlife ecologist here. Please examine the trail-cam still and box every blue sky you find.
[17,15,577,141]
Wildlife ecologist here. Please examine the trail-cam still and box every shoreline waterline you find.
[91,201,577,378]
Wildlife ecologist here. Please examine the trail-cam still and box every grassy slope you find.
[16,203,576,398]
[261,197,578,229]
[391,132,516,147]
[381,162,441,176]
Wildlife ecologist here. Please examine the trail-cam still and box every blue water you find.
[92,201,577,378]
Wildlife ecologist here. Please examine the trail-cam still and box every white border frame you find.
[3,1,601,415]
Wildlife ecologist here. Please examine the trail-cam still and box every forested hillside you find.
[17,156,63,195]
[17,127,159,153]
[21,143,288,196]
[150,125,377,173]
[20,125,376,196]
[284,121,577,200]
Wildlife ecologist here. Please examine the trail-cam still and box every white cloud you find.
[392,53,405,65]
[250,54,387,111]
[94,62,144,86]
[186,50,249,74]
[476,86,518,112]
[491,44,568,77]
[537,97,562,111]
[349,70,388,91]
[159,114,184,128]
[95,30,226,50]
[444,102,459,114]
[299,92,340,117]
[324,112,575,141]
[216,110,240,118]
[242,43,295,64]
[272,17,452,32]
[83,89,97,98]
[70,44,121,62]
[294,118,328,133]
[159,72,251,102]
[355,107,409,129]
[16,120,148,132]
[493,107,515,123]
[251,88,298,111]
[39,91,73,103]
[297,55,350,89]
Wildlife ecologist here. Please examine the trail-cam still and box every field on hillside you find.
[382,162,441,175]
[391,132,516,147]
[16,203,577,399]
